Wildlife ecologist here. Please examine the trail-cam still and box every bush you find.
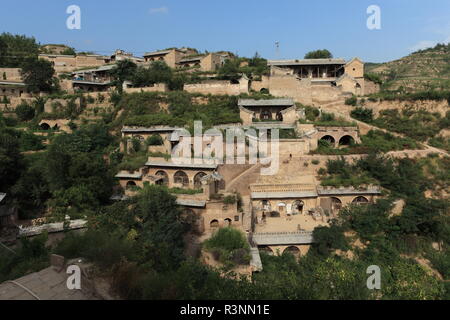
[15,102,35,121]
[204,227,250,267]
[345,96,357,106]
[351,107,373,122]
[146,134,163,146]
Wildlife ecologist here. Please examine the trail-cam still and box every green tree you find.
[20,57,55,92]
[15,101,35,121]
[110,59,137,92]
[304,49,333,59]
[0,33,40,67]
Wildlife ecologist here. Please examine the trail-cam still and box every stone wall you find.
[0,68,22,81]
[123,83,168,93]
[184,77,249,95]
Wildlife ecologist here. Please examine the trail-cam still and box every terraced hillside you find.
[366,43,450,91]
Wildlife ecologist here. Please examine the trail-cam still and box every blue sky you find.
[1,0,449,62]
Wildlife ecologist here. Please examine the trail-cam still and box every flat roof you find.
[317,187,381,196]
[238,98,294,107]
[0,81,25,86]
[121,126,180,133]
[253,231,314,245]
[143,49,173,57]
[268,58,346,66]
[145,160,218,169]
[72,64,115,74]
[251,191,318,199]
[115,172,142,179]
[72,80,112,86]
[176,198,206,208]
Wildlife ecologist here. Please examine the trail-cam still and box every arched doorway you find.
[276,111,283,122]
[330,197,342,212]
[210,219,219,229]
[40,123,50,130]
[283,246,300,256]
[174,171,189,187]
[155,170,169,186]
[269,211,280,218]
[259,246,274,256]
[224,218,232,227]
[126,181,137,189]
[339,135,355,146]
[277,202,286,215]
[193,172,207,189]
[352,196,369,205]
[260,88,269,94]
[319,135,335,146]
[292,200,304,215]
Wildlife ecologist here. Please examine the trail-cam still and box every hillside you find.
[366,43,450,91]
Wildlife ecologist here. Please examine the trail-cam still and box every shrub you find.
[146,134,163,146]
[345,96,357,106]
[15,102,35,121]
[351,107,374,122]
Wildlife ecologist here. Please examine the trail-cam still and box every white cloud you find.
[149,7,169,14]
[408,40,437,52]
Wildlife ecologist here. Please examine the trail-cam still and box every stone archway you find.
[210,219,219,229]
[331,197,342,212]
[319,135,336,146]
[339,135,355,146]
[352,196,369,205]
[259,246,274,256]
[40,123,50,130]
[155,170,169,186]
[292,200,304,215]
[276,111,283,122]
[174,170,189,187]
[126,181,137,189]
[283,246,300,256]
[224,218,232,227]
[269,211,280,218]
[193,172,207,189]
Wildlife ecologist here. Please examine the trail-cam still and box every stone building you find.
[39,54,109,74]
[238,98,300,125]
[71,65,115,92]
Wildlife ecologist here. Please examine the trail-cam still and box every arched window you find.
[155,170,169,186]
[194,172,207,189]
[260,88,269,94]
[210,219,219,228]
[292,200,304,214]
[352,196,369,205]
[174,171,189,187]
[224,218,232,227]
[339,135,355,146]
